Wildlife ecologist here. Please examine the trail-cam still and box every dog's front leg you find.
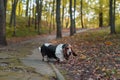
[54,58,60,64]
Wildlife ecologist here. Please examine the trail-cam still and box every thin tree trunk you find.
[49,3,52,34]
[70,0,74,36]
[38,0,43,34]
[56,0,62,38]
[99,12,103,27]
[113,0,116,31]
[32,1,35,24]
[13,0,18,36]
[99,0,103,28]
[9,0,14,27]
[9,0,18,36]
[26,0,29,17]
[62,3,64,28]
[52,0,55,30]
[4,0,7,13]
[109,0,116,34]
[73,0,76,33]
[80,0,84,28]
[4,0,7,20]
[28,0,31,27]
[35,0,39,30]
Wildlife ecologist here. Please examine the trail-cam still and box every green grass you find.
[116,23,120,33]
[6,26,38,38]
[6,15,50,38]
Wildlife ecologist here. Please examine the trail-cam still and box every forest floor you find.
[0,28,120,80]
[51,28,120,80]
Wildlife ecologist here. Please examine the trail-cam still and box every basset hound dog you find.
[39,43,77,62]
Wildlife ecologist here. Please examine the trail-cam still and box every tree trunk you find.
[13,0,18,36]
[28,0,32,27]
[26,0,29,17]
[32,1,35,24]
[99,12,103,27]
[109,0,116,34]
[56,0,62,38]
[62,3,64,28]
[99,0,103,28]
[37,0,43,34]
[0,0,7,46]
[4,0,7,12]
[70,0,74,36]
[73,0,76,33]
[9,0,18,36]
[80,0,84,28]
[113,0,116,31]
[49,3,52,34]
[52,0,55,30]
[35,0,40,33]
[9,0,14,27]
[35,0,39,30]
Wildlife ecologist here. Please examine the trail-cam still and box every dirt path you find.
[21,48,56,77]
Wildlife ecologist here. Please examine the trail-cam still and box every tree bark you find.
[80,0,84,28]
[62,2,65,28]
[73,0,76,33]
[13,0,18,36]
[28,0,32,27]
[49,3,52,34]
[26,0,29,17]
[70,0,74,36]
[99,0,103,28]
[37,0,43,34]
[109,0,116,34]
[0,0,7,46]
[9,0,14,27]
[35,0,39,30]
[99,12,103,27]
[113,0,116,31]
[9,0,18,36]
[4,0,7,12]
[56,0,62,38]
[52,0,55,30]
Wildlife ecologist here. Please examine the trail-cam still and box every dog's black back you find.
[41,44,58,59]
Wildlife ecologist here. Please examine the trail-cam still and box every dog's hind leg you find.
[39,47,45,61]
[42,56,44,61]
[41,53,45,61]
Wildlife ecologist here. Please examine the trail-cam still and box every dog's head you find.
[62,44,77,60]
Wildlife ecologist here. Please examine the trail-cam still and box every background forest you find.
[0,0,120,46]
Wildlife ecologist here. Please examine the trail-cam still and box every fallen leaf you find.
[104,41,112,46]
[80,54,87,60]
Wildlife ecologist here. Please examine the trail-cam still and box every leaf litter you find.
[51,29,120,80]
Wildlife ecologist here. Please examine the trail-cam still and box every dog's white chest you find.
[55,44,65,61]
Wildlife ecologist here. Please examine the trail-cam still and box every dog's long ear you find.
[71,48,77,56]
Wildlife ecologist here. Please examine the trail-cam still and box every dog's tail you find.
[38,47,41,52]
[38,46,45,61]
